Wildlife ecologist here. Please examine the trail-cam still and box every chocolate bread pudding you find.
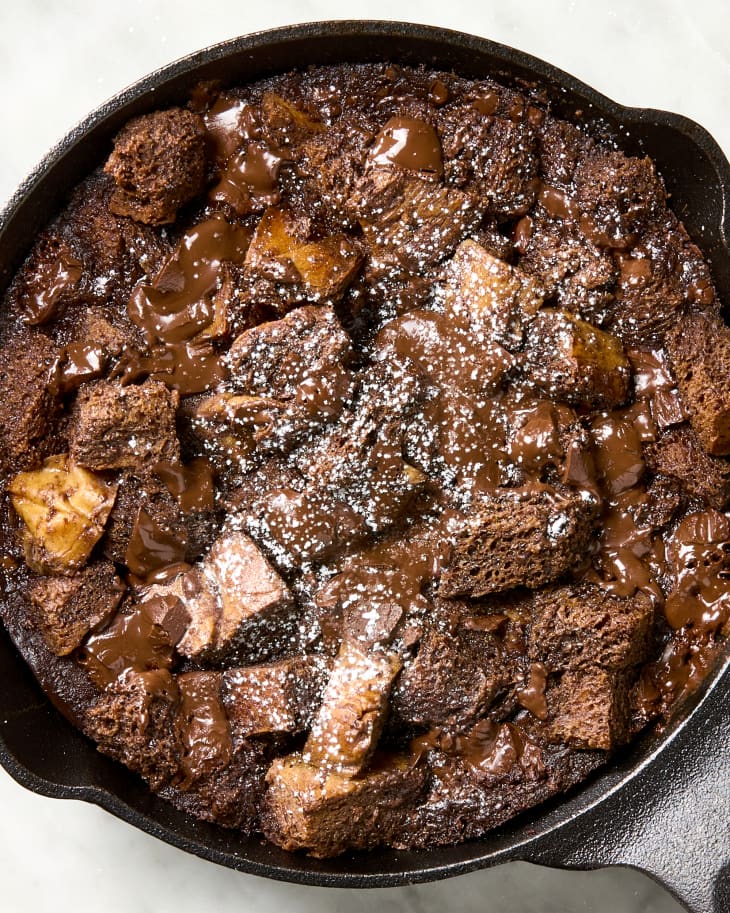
[0,62,728,857]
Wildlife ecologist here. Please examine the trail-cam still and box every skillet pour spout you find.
[0,21,728,913]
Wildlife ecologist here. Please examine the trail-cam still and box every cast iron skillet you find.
[0,21,728,913]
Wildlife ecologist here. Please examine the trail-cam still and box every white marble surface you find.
[0,1,727,910]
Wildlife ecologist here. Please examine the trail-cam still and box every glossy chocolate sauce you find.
[53,343,107,394]
[153,458,216,513]
[204,95,259,164]
[80,605,174,689]
[517,662,548,719]
[129,214,250,344]
[23,251,82,325]
[211,144,283,213]
[369,116,444,176]
[178,673,232,781]
[125,508,189,583]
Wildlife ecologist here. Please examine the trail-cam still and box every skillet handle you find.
[526,670,730,913]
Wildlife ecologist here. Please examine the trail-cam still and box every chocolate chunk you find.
[663,510,730,634]
[177,671,232,782]
[368,116,443,177]
[79,604,174,690]
[14,237,82,326]
[128,214,250,345]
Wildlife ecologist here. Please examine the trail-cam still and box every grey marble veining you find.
[0,2,726,910]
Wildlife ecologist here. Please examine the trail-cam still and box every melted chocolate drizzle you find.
[23,253,82,325]
[153,458,216,513]
[79,604,174,689]
[369,117,444,177]
[125,508,189,583]
[128,214,250,344]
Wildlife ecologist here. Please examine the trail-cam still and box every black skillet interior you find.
[0,21,728,913]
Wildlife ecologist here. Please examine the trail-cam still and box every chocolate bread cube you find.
[348,169,483,273]
[644,425,730,509]
[537,117,589,186]
[609,221,715,346]
[439,239,543,349]
[260,91,325,147]
[105,107,207,225]
[160,741,268,832]
[527,583,654,672]
[142,530,295,663]
[574,150,665,248]
[0,329,60,473]
[299,116,376,219]
[196,305,355,465]
[227,304,352,399]
[303,641,402,776]
[86,669,182,789]
[523,309,630,409]
[259,486,366,566]
[29,561,124,656]
[439,489,595,598]
[301,361,430,535]
[667,312,730,455]
[541,665,633,750]
[263,753,427,857]
[440,110,538,217]
[177,671,232,782]
[57,174,173,309]
[102,469,220,569]
[222,655,329,740]
[517,213,618,325]
[391,628,505,729]
[244,208,363,300]
[69,378,180,471]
